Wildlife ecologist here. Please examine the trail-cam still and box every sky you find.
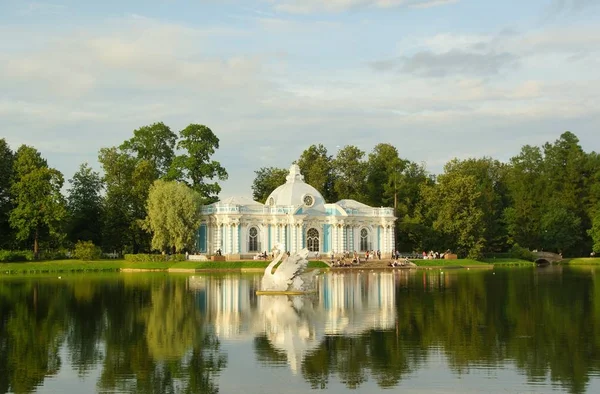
[1,0,599,199]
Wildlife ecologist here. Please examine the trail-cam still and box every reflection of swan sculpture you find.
[260,243,318,292]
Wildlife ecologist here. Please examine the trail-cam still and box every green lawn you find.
[412,259,490,267]
[560,258,600,265]
[0,259,330,274]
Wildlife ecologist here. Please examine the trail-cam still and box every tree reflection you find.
[297,268,600,393]
[0,276,226,394]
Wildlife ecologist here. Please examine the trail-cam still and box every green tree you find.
[66,163,104,245]
[0,138,15,248]
[589,205,600,253]
[332,145,368,202]
[143,180,202,253]
[98,147,154,253]
[504,144,545,250]
[541,203,582,253]
[9,146,67,258]
[365,143,407,208]
[169,124,228,203]
[120,122,177,178]
[422,165,486,258]
[296,144,336,202]
[251,166,288,203]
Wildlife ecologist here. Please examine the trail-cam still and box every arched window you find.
[248,226,259,252]
[360,228,369,251]
[307,228,320,252]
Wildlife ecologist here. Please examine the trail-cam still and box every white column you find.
[233,223,239,254]
[216,224,222,253]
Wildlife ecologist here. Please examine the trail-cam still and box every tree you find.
[332,145,368,202]
[421,164,487,258]
[66,163,104,245]
[296,144,336,202]
[120,122,177,178]
[365,143,407,208]
[169,124,228,203]
[98,147,154,253]
[9,145,66,258]
[504,145,545,250]
[251,167,288,203]
[588,207,600,253]
[143,180,202,252]
[0,138,15,248]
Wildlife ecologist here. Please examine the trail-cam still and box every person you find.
[216,248,222,256]
[377,250,381,260]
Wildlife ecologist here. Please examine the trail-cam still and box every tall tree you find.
[296,144,336,202]
[332,145,368,202]
[66,163,104,245]
[365,143,407,208]
[251,167,288,203]
[504,145,546,251]
[9,145,67,258]
[143,180,202,253]
[421,161,488,258]
[98,147,154,253]
[120,122,177,178]
[169,124,228,203]
[0,139,15,248]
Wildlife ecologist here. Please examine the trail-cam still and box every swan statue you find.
[260,243,318,292]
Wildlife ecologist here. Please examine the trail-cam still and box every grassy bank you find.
[413,259,490,267]
[0,259,329,274]
[559,258,600,265]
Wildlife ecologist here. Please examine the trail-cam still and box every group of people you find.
[422,250,451,260]
[388,257,411,267]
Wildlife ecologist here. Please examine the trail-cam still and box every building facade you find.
[196,164,396,258]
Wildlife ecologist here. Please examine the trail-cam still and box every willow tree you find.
[143,180,202,253]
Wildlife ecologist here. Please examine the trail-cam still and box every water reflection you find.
[1,268,600,393]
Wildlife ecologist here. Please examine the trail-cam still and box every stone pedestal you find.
[444,254,458,260]
[211,255,226,262]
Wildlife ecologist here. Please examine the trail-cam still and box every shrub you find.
[39,248,70,260]
[509,244,535,262]
[124,253,186,262]
[72,241,102,261]
[0,250,35,262]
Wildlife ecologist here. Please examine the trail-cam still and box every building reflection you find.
[188,272,399,372]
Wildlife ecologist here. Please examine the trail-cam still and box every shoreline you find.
[4,257,599,275]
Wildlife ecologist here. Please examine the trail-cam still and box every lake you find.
[1,267,600,393]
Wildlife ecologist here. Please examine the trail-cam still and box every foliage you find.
[0,250,34,262]
[296,144,336,202]
[120,122,177,177]
[332,145,368,202]
[66,163,104,245]
[9,145,67,258]
[169,124,228,203]
[508,243,535,261]
[98,147,154,254]
[422,165,487,259]
[252,166,288,203]
[123,253,187,262]
[72,240,102,261]
[588,207,600,253]
[0,139,15,248]
[142,180,202,252]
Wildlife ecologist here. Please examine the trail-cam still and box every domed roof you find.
[265,164,326,212]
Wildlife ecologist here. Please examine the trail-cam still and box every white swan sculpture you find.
[260,243,318,292]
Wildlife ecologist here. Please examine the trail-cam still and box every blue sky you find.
[1,0,599,198]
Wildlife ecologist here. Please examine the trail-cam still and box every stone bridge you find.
[532,251,563,265]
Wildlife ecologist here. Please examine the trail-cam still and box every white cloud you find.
[271,0,458,14]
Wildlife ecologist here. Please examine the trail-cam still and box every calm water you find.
[1,267,600,393]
